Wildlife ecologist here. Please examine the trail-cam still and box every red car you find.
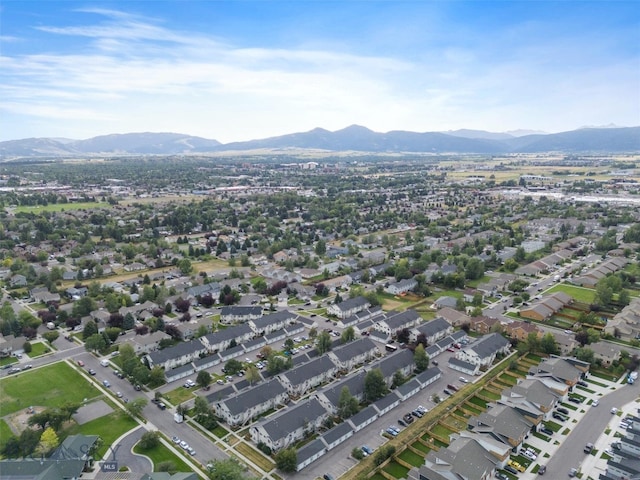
[77,360,85,367]
[446,347,455,352]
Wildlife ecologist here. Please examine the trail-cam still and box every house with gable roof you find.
[278,355,338,397]
[250,397,328,451]
[455,333,511,367]
[214,379,288,427]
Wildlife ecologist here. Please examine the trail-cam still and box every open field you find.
[547,284,596,303]
[0,362,99,416]
[0,420,14,453]
[13,202,109,214]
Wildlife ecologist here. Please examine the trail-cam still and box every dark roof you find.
[396,378,421,397]
[321,421,353,445]
[319,371,367,407]
[252,310,297,330]
[373,392,400,411]
[383,310,421,330]
[259,398,327,442]
[165,363,195,378]
[242,337,266,351]
[348,405,378,427]
[415,366,442,385]
[218,379,287,415]
[193,355,219,368]
[416,317,451,337]
[264,328,288,342]
[467,333,510,359]
[205,385,236,403]
[370,349,413,379]
[296,438,327,464]
[221,306,262,316]
[333,296,369,312]
[331,337,377,363]
[203,323,253,345]
[281,355,337,386]
[147,340,205,365]
[448,357,477,370]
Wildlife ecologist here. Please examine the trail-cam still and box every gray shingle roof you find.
[259,398,327,442]
[218,379,287,415]
[281,355,337,386]
[147,340,205,365]
[331,337,378,363]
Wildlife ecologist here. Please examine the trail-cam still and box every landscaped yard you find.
[411,441,430,454]
[398,449,426,467]
[133,440,193,472]
[0,362,99,416]
[383,460,410,478]
[26,342,51,358]
[65,411,137,459]
[0,357,18,367]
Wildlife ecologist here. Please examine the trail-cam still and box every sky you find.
[1,1,639,143]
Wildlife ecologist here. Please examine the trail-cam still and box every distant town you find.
[0,150,639,480]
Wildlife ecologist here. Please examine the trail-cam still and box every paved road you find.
[544,381,640,477]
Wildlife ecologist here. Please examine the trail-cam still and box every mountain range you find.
[1,125,638,158]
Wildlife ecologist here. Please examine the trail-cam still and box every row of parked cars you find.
[171,436,196,456]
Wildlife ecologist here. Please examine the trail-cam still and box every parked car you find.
[398,418,407,427]
[556,407,569,415]
[504,465,519,475]
[443,389,452,395]
[403,413,414,424]
[540,426,553,436]
[323,474,335,480]
[77,360,85,367]
[22,364,33,370]
[459,377,469,383]
[592,399,599,407]
[568,397,581,404]
[584,443,593,453]
[577,380,588,387]
[553,412,567,422]
[412,409,423,418]
[157,402,166,410]
[538,465,547,475]
[172,436,181,444]
[362,445,373,456]
[496,472,510,480]
[102,380,111,388]
[88,368,96,375]
[569,467,578,477]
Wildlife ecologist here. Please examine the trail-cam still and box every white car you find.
[459,377,469,383]
[592,399,599,407]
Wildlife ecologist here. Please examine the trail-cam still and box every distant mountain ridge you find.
[1,125,638,157]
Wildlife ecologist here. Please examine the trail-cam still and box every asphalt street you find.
[544,381,640,477]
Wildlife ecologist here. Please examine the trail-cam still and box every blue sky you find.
[1,1,638,142]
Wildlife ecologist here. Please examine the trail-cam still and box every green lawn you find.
[398,449,426,467]
[163,387,195,406]
[0,357,19,367]
[411,441,430,454]
[0,419,14,453]
[383,461,410,479]
[65,411,137,459]
[468,396,487,409]
[133,440,193,472]
[14,202,110,214]
[26,342,51,358]
[547,284,596,304]
[0,362,99,416]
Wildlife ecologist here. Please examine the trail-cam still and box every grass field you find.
[547,284,596,304]
[383,461,410,479]
[14,202,109,214]
[0,362,100,416]
[65,411,137,459]
[133,440,193,472]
